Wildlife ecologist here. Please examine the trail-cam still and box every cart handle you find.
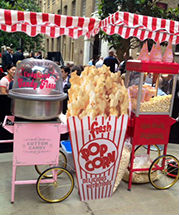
[2,115,15,134]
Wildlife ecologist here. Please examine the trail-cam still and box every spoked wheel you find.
[36,166,74,203]
[34,150,67,178]
[135,145,161,162]
[148,154,179,190]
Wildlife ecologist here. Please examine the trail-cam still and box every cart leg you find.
[11,164,16,203]
[128,144,135,191]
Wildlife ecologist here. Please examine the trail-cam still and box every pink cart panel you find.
[13,122,60,166]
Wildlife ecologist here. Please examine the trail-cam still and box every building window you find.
[81,0,86,17]
[47,0,50,8]
[93,0,98,12]
[63,36,66,60]
[57,37,61,52]
[52,0,55,5]
[156,2,168,10]
[64,5,68,15]
[47,39,49,52]
[51,38,54,51]
[72,0,76,16]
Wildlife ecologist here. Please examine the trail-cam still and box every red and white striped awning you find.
[1,9,179,43]
[0,9,100,39]
[101,11,179,44]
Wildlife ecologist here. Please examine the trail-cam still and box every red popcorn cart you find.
[125,60,179,190]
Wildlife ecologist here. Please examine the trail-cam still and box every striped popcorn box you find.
[67,115,129,201]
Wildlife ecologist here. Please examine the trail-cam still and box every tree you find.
[0,0,44,54]
[98,0,179,61]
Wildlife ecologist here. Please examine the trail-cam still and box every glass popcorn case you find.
[125,60,178,117]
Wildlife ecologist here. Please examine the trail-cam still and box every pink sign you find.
[67,115,128,201]
[13,123,61,166]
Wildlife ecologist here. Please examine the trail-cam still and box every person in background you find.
[95,56,104,68]
[13,48,24,66]
[61,66,71,114]
[0,64,16,94]
[2,47,13,73]
[29,51,35,58]
[88,58,94,66]
[35,51,42,59]
[120,55,133,75]
[103,51,119,73]
[71,65,82,76]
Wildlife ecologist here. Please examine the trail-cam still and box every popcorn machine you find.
[125,60,179,190]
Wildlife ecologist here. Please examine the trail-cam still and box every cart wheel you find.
[135,145,161,161]
[36,166,74,203]
[34,150,67,178]
[148,154,179,190]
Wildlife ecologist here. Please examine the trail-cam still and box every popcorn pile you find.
[140,94,172,112]
[67,65,129,119]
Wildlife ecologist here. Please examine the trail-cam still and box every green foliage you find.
[0,0,44,53]
[98,0,179,60]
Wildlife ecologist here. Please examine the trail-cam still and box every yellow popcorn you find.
[140,94,172,112]
[67,65,129,119]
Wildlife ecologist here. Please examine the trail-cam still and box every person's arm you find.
[0,86,8,95]
[114,56,120,65]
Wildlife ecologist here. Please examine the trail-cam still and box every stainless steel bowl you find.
[9,88,67,120]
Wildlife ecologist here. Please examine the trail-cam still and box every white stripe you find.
[165,19,171,33]
[108,116,115,141]
[11,10,18,25]
[68,117,84,200]
[36,12,42,25]
[114,25,119,34]
[0,9,5,24]
[147,16,152,31]
[26,24,31,35]
[24,11,30,24]
[45,26,51,37]
[73,29,78,39]
[83,116,90,143]
[74,117,83,148]
[107,25,112,34]
[54,27,59,38]
[156,17,161,31]
[64,27,69,36]
[143,29,149,41]
[129,28,134,38]
[122,26,127,38]
[114,116,122,145]
[172,36,177,44]
[48,13,55,26]
[103,117,110,139]
[6,25,11,32]
[119,11,124,24]
[81,171,87,201]
[150,31,156,40]
[72,16,78,28]
[128,12,134,28]
[158,32,163,43]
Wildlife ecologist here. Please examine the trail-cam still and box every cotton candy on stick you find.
[163,40,173,63]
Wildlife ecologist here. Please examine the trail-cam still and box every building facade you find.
[42,0,99,65]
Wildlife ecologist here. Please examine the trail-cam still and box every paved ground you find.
[0,143,178,215]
